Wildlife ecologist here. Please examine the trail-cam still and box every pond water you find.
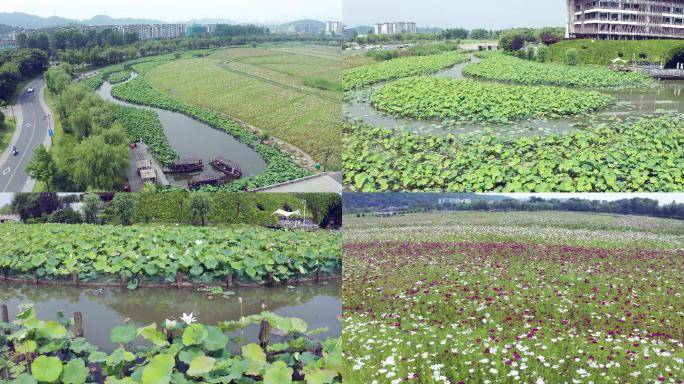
[0,280,341,352]
[97,77,267,187]
[344,54,684,138]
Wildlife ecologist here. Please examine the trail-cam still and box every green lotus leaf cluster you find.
[463,53,655,88]
[113,106,178,166]
[343,52,469,90]
[0,305,342,383]
[108,71,132,84]
[370,77,614,123]
[111,77,310,191]
[0,224,340,284]
[343,114,684,192]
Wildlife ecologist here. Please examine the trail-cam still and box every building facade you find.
[118,24,186,40]
[373,22,417,35]
[567,0,684,39]
[325,21,343,35]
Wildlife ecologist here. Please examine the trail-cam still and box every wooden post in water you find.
[267,272,274,287]
[32,270,38,284]
[2,267,8,281]
[1,305,9,335]
[226,271,233,288]
[121,273,127,289]
[74,312,83,337]
[315,266,321,283]
[176,272,183,289]
[72,272,79,287]
[259,300,270,348]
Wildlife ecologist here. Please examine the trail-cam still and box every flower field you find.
[343,52,469,91]
[0,223,340,286]
[370,77,613,123]
[342,212,684,383]
[462,53,654,88]
[343,114,684,192]
[0,305,342,383]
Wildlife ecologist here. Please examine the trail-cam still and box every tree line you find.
[0,48,48,101]
[28,63,131,191]
[436,197,684,221]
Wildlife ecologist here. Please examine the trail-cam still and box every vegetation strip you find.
[111,76,309,191]
[370,77,614,123]
[342,52,469,90]
[463,53,655,88]
[1,305,342,383]
[0,224,340,286]
[343,114,684,192]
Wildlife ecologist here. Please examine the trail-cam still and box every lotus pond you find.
[342,212,684,383]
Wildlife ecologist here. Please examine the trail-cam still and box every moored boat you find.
[188,172,225,190]
[164,158,204,173]
[210,157,242,178]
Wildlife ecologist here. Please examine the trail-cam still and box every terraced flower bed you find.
[0,224,340,286]
[343,114,684,192]
[1,305,342,383]
[343,52,469,90]
[370,77,614,123]
[463,53,655,88]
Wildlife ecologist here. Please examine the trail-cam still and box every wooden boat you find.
[164,158,204,173]
[188,172,225,190]
[210,157,242,178]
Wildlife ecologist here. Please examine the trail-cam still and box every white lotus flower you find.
[164,319,177,330]
[181,312,196,325]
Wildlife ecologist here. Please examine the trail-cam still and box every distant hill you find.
[343,193,511,213]
[182,18,237,25]
[0,12,165,28]
[83,15,167,26]
[276,19,325,33]
[345,25,374,35]
[0,12,79,29]
[0,23,13,34]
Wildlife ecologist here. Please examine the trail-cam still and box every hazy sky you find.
[497,193,684,206]
[343,0,565,29]
[3,0,342,23]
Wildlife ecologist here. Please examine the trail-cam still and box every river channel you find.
[344,54,684,137]
[1,280,341,352]
[97,76,267,187]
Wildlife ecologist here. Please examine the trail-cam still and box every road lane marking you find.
[2,167,9,176]
[25,123,31,128]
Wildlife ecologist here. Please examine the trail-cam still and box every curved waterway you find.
[1,280,341,352]
[97,75,267,187]
[344,54,684,137]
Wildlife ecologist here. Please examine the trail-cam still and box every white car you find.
[27,87,34,93]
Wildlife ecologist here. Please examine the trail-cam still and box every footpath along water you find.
[1,280,341,352]
[98,76,267,187]
[344,54,684,137]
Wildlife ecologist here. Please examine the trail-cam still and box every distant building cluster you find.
[118,24,187,40]
[567,0,684,39]
[325,21,343,35]
[373,22,417,35]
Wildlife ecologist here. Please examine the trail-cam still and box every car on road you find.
[27,87,34,93]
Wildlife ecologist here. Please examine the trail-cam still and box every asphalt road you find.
[0,78,50,192]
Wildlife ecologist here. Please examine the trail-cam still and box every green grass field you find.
[144,44,342,170]
[548,39,684,65]
[0,115,16,156]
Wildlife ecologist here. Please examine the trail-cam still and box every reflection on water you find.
[97,78,267,187]
[344,54,684,138]
[1,280,341,352]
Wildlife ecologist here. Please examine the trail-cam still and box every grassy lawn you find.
[144,44,342,170]
[0,115,16,156]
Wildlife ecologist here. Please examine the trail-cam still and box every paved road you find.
[0,78,51,192]
[255,172,342,193]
